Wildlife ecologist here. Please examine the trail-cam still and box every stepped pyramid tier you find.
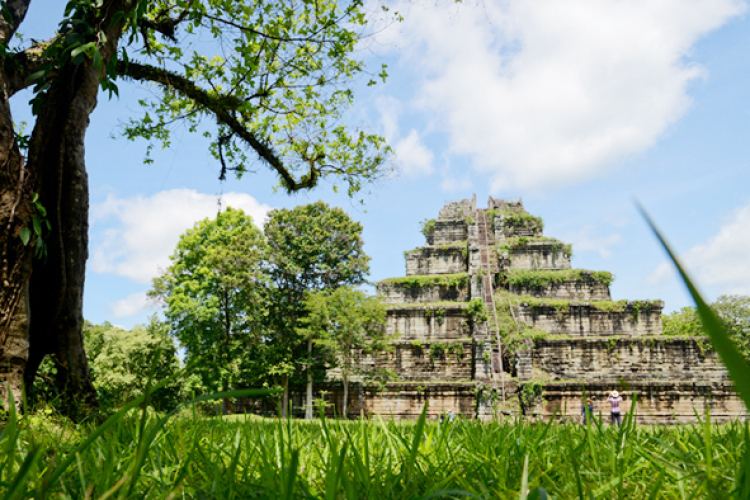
[323,196,745,423]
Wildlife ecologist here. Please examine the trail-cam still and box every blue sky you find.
[14,0,750,328]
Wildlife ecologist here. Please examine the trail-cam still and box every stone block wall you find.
[439,197,476,220]
[507,243,571,270]
[361,382,478,420]
[495,216,542,240]
[427,220,468,245]
[473,341,494,381]
[406,247,467,275]
[526,381,746,424]
[530,337,728,382]
[377,281,469,304]
[517,303,663,337]
[361,342,474,381]
[510,280,611,301]
[386,305,472,341]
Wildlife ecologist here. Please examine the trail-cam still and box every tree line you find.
[31,202,394,419]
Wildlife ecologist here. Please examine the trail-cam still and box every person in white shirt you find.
[607,390,623,426]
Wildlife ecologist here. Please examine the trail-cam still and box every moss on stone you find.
[494,237,572,257]
[504,269,614,289]
[378,273,469,289]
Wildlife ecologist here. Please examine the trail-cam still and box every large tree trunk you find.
[22,1,133,417]
[305,337,313,419]
[342,374,349,420]
[0,0,33,411]
[281,374,289,418]
[23,59,99,416]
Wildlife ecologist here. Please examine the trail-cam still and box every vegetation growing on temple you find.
[494,236,573,256]
[504,269,614,288]
[378,273,469,289]
[487,208,544,231]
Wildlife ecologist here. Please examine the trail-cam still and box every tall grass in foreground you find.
[2,407,750,499]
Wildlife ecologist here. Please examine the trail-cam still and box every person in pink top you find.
[607,390,623,426]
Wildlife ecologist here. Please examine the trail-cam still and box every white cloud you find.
[377,97,435,176]
[643,201,750,295]
[109,292,152,319]
[91,189,272,284]
[394,130,434,176]
[560,225,622,258]
[377,0,745,189]
[643,261,673,287]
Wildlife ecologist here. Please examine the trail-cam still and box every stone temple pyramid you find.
[339,195,744,422]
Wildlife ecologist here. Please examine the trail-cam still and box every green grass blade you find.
[406,401,429,481]
[519,454,530,500]
[638,205,750,411]
[3,446,42,500]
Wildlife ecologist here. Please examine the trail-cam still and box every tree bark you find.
[305,337,313,419]
[22,0,135,416]
[342,374,349,420]
[0,0,33,411]
[23,58,98,415]
[281,374,289,418]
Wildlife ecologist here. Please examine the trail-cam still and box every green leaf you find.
[92,48,102,69]
[32,215,41,236]
[19,227,31,245]
[70,42,95,60]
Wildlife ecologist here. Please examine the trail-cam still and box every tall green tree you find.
[85,317,181,411]
[712,295,750,361]
[150,207,267,412]
[663,295,750,361]
[662,306,704,337]
[301,286,392,419]
[0,0,392,412]
[264,201,370,418]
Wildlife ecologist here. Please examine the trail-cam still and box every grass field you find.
[3,404,749,499]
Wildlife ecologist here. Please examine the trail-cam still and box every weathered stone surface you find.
[386,305,471,341]
[494,215,542,240]
[506,242,571,270]
[517,302,663,337]
[427,219,469,246]
[361,342,474,381]
[377,281,469,304]
[525,381,747,424]
[361,382,478,420]
[405,246,467,275]
[530,337,727,382]
[439,196,476,220]
[510,279,611,301]
[473,341,494,381]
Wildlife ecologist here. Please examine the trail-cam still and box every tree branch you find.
[136,0,194,41]
[0,0,31,40]
[4,42,46,96]
[117,60,318,192]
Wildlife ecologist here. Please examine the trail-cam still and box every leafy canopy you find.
[150,207,267,393]
[21,0,392,194]
[85,318,181,411]
[120,0,394,194]
[264,201,370,297]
